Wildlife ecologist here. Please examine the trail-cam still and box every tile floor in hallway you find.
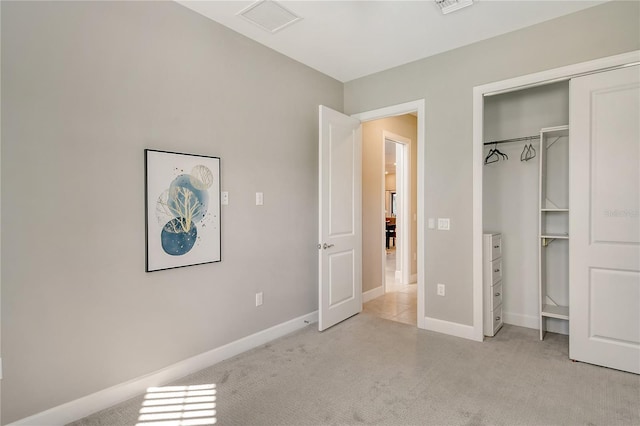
[362,248,417,326]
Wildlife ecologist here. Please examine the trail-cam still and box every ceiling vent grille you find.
[435,0,473,15]
[238,0,302,34]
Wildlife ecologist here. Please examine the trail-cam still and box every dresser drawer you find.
[490,234,502,260]
[492,282,503,310]
[491,258,502,284]
[492,305,503,335]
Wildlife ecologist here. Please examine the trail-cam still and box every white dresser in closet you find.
[483,233,503,337]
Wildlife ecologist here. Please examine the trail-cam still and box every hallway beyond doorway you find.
[363,249,417,326]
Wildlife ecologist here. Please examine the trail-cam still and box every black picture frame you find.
[145,149,221,272]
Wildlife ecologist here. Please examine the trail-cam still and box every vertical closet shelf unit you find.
[538,125,570,340]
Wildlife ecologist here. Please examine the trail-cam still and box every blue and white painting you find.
[146,150,221,272]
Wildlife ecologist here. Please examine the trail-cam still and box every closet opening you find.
[482,81,570,339]
[473,51,639,372]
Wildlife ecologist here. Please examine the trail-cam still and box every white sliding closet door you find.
[569,65,640,374]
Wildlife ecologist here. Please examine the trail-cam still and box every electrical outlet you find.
[256,292,263,306]
[438,218,450,231]
[437,283,446,296]
[221,191,229,205]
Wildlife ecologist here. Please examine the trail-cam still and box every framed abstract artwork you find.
[145,149,221,272]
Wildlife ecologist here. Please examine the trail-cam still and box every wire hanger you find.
[526,143,536,160]
[485,143,508,165]
[520,143,536,162]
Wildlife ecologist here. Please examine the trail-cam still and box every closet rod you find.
[483,135,539,146]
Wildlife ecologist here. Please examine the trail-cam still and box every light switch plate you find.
[428,218,435,229]
[256,192,264,206]
[438,218,450,231]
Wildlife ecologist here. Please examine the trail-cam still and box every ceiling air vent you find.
[238,0,302,34]
[435,0,473,15]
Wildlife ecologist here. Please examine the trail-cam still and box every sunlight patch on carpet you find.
[136,384,216,425]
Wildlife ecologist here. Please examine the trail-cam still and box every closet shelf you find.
[541,125,569,138]
[538,125,570,340]
[541,304,569,320]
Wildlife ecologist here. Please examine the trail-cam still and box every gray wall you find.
[344,1,640,326]
[1,1,342,423]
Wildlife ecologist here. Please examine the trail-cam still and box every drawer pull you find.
[495,292,501,297]
[495,316,501,321]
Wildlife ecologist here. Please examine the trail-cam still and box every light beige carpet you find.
[70,313,640,425]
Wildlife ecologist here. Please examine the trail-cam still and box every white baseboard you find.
[503,311,538,330]
[10,311,318,426]
[503,311,568,335]
[423,316,483,342]
[362,286,384,303]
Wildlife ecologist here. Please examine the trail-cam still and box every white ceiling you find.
[177,0,605,82]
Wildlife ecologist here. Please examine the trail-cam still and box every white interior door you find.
[318,105,362,331]
[569,65,640,373]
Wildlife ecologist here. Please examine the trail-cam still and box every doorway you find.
[384,134,410,287]
[361,117,418,326]
[317,100,425,331]
[340,99,427,328]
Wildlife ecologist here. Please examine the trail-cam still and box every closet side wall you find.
[483,82,569,334]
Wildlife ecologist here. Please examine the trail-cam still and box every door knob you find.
[323,243,334,249]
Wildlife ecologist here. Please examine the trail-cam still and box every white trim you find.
[9,311,318,426]
[502,311,538,330]
[482,52,640,97]
[352,100,423,122]
[471,82,485,342]
[0,3,3,421]
[352,99,426,330]
[502,312,568,335]
[379,132,387,294]
[362,286,385,303]
[423,316,481,342]
[472,50,640,343]
[416,103,425,329]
